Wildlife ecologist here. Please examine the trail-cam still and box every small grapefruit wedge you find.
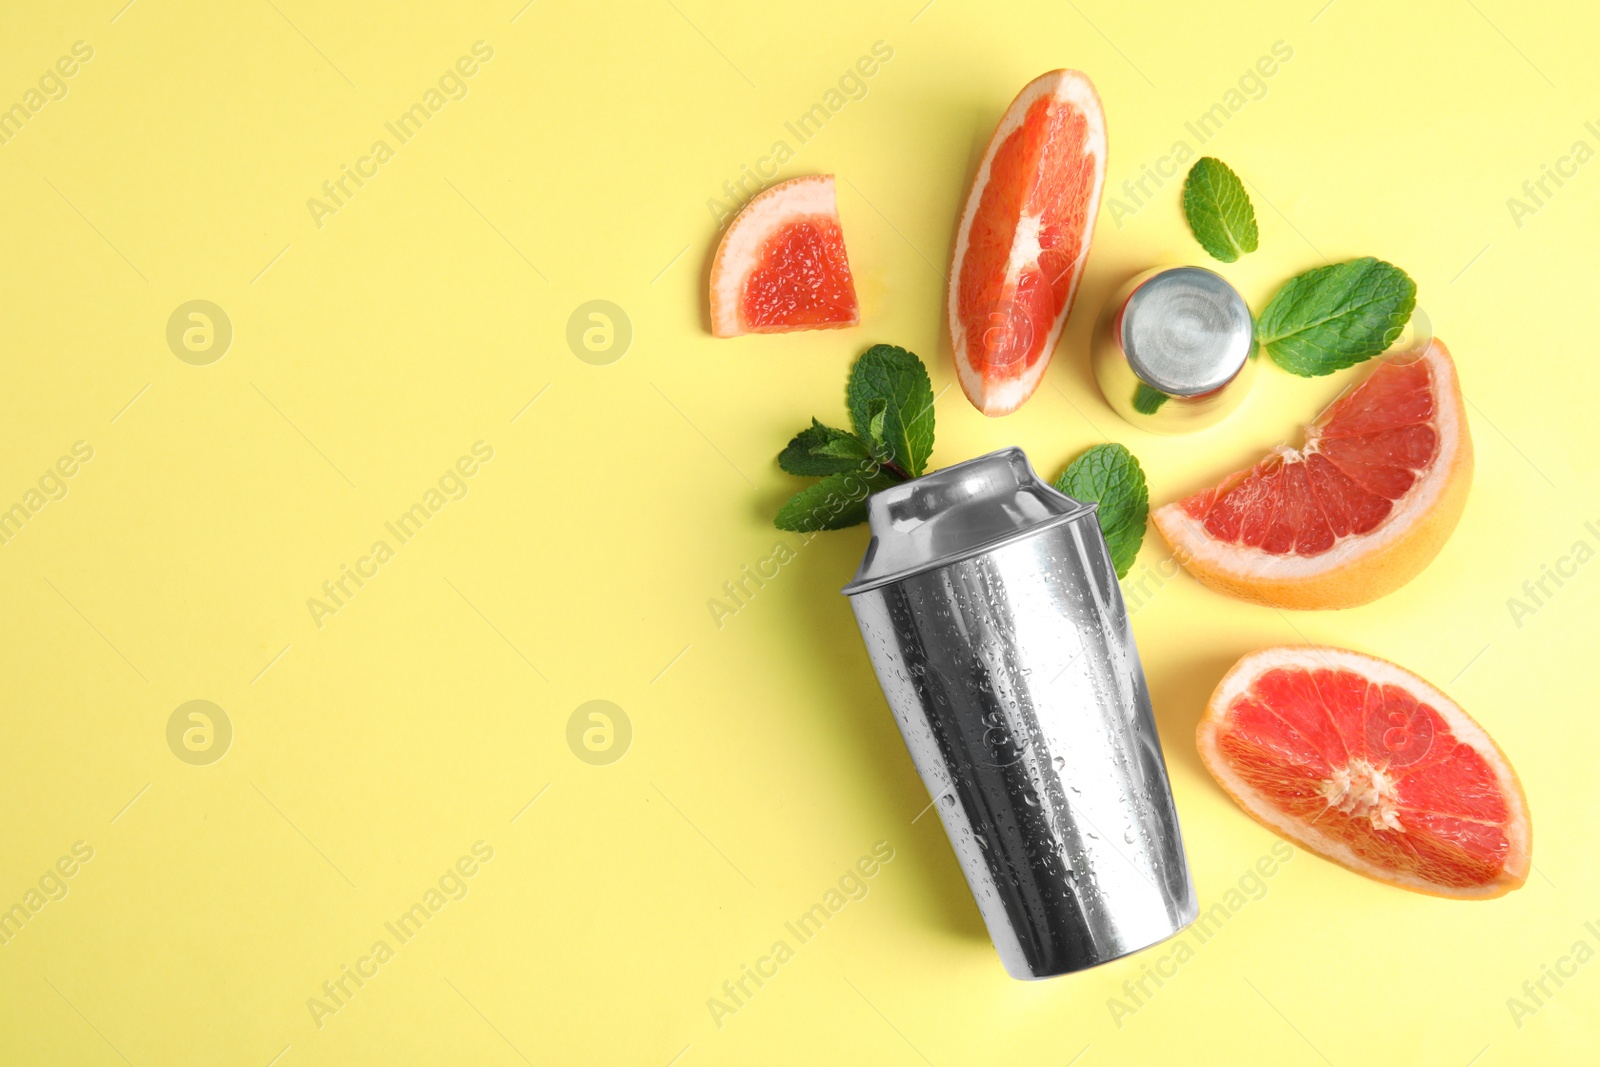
[1199,646,1530,898]
[709,175,859,337]
[1153,339,1472,609]
[948,70,1107,416]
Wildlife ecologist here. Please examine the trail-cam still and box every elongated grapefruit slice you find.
[1199,646,1530,898]
[710,175,859,337]
[948,70,1107,416]
[1153,339,1472,609]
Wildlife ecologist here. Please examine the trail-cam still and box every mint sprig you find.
[774,345,936,532]
[1054,443,1149,579]
[1182,157,1258,263]
[1255,257,1417,377]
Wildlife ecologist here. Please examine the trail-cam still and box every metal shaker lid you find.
[1120,266,1253,396]
[841,447,1096,595]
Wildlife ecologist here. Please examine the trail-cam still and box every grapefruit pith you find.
[1152,339,1472,610]
[1198,646,1530,899]
[948,70,1107,417]
[710,175,859,337]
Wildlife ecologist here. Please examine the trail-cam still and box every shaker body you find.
[846,454,1195,978]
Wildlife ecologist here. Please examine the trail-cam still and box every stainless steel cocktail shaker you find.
[843,447,1196,979]
[1092,266,1256,433]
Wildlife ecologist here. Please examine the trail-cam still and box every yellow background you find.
[1,0,1596,1063]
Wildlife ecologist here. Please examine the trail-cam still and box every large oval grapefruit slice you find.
[1152,339,1472,609]
[1199,646,1530,898]
[948,70,1107,416]
[710,174,860,337]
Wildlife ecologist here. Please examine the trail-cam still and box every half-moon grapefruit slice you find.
[1199,645,1530,899]
[709,174,860,337]
[948,69,1107,416]
[1153,339,1472,610]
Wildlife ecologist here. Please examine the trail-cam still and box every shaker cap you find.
[841,447,1095,595]
[1120,266,1253,396]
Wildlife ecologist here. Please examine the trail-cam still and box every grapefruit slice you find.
[948,70,1107,416]
[1152,339,1472,609]
[709,174,860,337]
[1199,646,1530,899]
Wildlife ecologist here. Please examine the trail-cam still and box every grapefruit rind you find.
[947,70,1107,417]
[1197,645,1530,900]
[709,174,858,338]
[1152,340,1473,610]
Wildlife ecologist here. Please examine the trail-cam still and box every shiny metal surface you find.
[844,449,1196,979]
[1092,266,1256,434]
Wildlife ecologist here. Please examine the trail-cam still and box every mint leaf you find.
[847,345,935,477]
[775,469,898,532]
[1053,444,1149,579]
[778,419,872,477]
[1256,257,1417,377]
[1182,157,1259,263]
[1132,383,1168,415]
[771,343,936,533]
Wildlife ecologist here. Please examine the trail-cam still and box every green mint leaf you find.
[1182,157,1258,263]
[846,345,935,477]
[771,342,936,534]
[1053,443,1149,579]
[1255,257,1417,377]
[777,419,871,477]
[774,469,898,532]
[1132,383,1168,415]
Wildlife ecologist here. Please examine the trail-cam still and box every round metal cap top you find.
[1120,267,1253,396]
[841,447,1096,595]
